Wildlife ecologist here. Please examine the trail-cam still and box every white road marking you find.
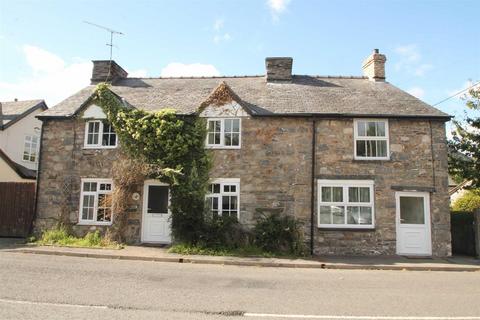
[1,299,478,320]
[0,298,108,309]
[244,313,480,320]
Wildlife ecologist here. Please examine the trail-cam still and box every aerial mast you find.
[83,21,124,81]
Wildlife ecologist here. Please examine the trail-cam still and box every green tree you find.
[451,189,480,212]
[449,86,480,188]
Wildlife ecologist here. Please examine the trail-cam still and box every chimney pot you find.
[362,49,387,82]
[265,57,293,83]
[91,60,128,84]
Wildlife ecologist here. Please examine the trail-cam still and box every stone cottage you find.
[34,50,452,256]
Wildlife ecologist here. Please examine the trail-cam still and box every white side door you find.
[141,181,171,244]
[395,192,432,256]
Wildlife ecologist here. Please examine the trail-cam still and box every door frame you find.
[395,191,432,256]
[141,179,171,244]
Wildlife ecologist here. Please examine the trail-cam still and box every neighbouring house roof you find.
[448,179,473,196]
[0,99,48,130]
[0,148,36,180]
[37,76,450,120]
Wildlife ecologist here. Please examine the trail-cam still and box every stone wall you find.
[313,119,450,256]
[34,117,143,242]
[34,115,451,256]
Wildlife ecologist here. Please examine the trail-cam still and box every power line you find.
[432,80,480,107]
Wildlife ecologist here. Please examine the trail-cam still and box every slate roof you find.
[38,76,450,119]
[0,99,47,129]
[0,148,36,180]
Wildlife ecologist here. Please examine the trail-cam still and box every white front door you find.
[141,181,171,244]
[395,192,432,256]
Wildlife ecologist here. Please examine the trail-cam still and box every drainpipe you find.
[429,120,436,190]
[310,119,316,256]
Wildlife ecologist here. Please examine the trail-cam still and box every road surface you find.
[0,251,479,319]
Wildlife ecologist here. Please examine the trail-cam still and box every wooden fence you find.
[0,182,36,237]
[450,211,477,256]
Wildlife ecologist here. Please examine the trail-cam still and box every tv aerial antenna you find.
[83,21,124,81]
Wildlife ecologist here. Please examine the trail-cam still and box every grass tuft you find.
[168,243,304,259]
[33,227,122,249]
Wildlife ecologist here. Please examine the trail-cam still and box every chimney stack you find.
[91,60,128,84]
[362,49,386,81]
[265,57,293,83]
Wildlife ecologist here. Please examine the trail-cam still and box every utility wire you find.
[432,80,480,106]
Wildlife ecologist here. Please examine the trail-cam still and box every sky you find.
[0,0,479,125]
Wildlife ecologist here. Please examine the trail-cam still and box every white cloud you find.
[23,45,65,74]
[394,44,433,77]
[160,63,220,77]
[407,87,425,99]
[395,44,420,63]
[448,80,480,97]
[213,33,231,44]
[128,69,148,77]
[212,19,231,44]
[268,0,291,13]
[0,45,91,106]
[267,0,291,20]
[214,19,224,31]
[0,45,147,107]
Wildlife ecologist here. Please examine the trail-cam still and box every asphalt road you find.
[0,252,479,320]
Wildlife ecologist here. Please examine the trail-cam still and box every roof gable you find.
[198,82,251,117]
[0,100,47,130]
[81,104,107,119]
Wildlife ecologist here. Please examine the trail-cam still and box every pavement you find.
[1,238,479,272]
[1,251,480,320]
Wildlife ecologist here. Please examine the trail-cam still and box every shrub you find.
[199,215,249,249]
[253,212,305,255]
[451,189,480,212]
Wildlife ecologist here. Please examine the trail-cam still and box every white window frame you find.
[22,134,39,163]
[353,119,389,160]
[318,179,375,229]
[78,178,114,225]
[205,118,241,149]
[205,178,240,219]
[84,120,118,149]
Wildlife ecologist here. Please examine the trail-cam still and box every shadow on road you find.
[0,237,28,250]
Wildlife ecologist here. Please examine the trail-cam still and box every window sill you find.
[318,226,375,231]
[318,227,375,232]
[205,146,241,150]
[77,222,112,226]
[353,157,390,161]
[83,146,118,150]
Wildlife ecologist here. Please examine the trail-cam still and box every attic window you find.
[206,118,241,149]
[84,120,117,149]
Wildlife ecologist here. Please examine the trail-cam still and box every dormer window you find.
[84,120,117,148]
[206,118,241,149]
